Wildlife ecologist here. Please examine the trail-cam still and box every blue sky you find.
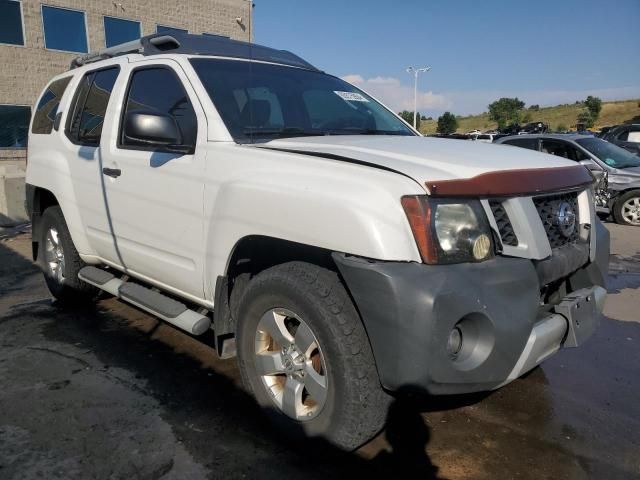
[254,0,640,116]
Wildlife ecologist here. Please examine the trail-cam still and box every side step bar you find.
[78,266,211,335]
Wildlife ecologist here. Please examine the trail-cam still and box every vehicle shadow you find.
[0,237,455,478]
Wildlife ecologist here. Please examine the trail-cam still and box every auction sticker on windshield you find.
[334,91,369,102]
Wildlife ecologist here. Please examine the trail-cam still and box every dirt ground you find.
[1,222,639,480]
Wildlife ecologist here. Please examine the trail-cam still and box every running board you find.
[78,266,211,335]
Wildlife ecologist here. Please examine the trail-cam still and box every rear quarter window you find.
[32,77,72,134]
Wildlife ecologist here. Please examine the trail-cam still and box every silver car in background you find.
[495,134,640,226]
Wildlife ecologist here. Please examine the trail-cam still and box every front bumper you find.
[332,222,609,395]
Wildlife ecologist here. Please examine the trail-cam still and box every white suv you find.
[25,33,609,449]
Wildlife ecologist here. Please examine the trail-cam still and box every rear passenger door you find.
[98,60,206,301]
[63,66,121,259]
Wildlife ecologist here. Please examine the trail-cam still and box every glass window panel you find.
[0,105,31,148]
[0,0,24,46]
[32,76,71,134]
[156,25,188,35]
[121,67,197,148]
[104,16,140,48]
[67,68,119,145]
[42,5,88,53]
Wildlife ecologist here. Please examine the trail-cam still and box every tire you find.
[38,206,98,303]
[612,190,640,226]
[236,261,389,450]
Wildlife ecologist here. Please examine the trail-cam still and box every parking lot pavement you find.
[1,225,639,480]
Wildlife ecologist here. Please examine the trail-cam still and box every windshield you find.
[190,58,415,142]
[576,137,640,169]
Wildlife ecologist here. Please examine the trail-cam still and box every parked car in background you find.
[471,133,495,143]
[495,134,640,226]
[599,124,640,156]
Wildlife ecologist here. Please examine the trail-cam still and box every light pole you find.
[406,66,431,129]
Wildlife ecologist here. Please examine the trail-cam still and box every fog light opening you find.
[447,326,463,357]
[472,233,491,260]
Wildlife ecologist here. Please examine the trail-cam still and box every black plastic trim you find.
[258,146,417,183]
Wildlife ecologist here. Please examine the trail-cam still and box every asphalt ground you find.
[0,221,638,479]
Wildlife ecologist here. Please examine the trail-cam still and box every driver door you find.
[98,60,207,300]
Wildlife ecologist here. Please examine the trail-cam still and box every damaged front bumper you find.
[332,220,610,395]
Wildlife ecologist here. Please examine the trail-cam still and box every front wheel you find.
[38,206,98,303]
[236,262,388,450]
[613,190,640,226]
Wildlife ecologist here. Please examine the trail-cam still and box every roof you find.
[70,32,318,71]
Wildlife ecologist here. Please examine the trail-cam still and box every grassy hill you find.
[419,98,640,135]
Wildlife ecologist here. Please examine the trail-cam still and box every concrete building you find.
[0,0,251,225]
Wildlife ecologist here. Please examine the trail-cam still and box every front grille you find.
[533,191,580,249]
[489,201,518,246]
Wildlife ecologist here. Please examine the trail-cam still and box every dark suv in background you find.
[495,134,640,226]
[599,124,640,156]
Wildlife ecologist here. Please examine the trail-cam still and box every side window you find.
[626,130,640,143]
[503,138,539,150]
[120,67,197,149]
[32,77,72,134]
[540,140,587,161]
[67,67,119,145]
[616,130,629,141]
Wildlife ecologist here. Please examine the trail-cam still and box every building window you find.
[0,0,25,46]
[32,76,72,134]
[104,16,141,48]
[157,25,188,35]
[0,105,31,148]
[41,5,88,53]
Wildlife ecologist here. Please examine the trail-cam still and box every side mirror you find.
[123,112,191,152]
[579,158,603,171]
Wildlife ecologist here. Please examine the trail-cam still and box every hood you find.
[614,166,640,177]
[258,136,577,187]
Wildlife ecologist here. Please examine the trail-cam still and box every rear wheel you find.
[38,206,98,303]
[613,190,640,226]
[236,261,388,450]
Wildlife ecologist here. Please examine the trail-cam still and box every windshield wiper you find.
[243,127,326,138]
[328,128,411,136]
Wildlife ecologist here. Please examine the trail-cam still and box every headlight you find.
[401,196,494,264]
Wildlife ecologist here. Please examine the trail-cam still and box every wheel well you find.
[30,187,60,260]
[213,236,341,346]
[226,235,337,281]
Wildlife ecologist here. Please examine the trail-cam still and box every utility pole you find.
[406,66,431,129]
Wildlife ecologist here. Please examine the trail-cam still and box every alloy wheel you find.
[44,227,65,284]
[254,308,328,421]
[621,197,640,225]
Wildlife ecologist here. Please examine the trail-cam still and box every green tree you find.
[577,110,595,129]
[528,104,540,111]
[398,110,420,130]
[584,96,602,122]
[436,112,458,134]
[556,123,567,132]
[488,97,525,130]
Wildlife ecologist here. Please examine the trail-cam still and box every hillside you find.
[419,98,640,135]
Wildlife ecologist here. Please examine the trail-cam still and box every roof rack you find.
[70,32,319,71]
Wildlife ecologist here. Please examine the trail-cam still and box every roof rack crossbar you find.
[69,32,318,72]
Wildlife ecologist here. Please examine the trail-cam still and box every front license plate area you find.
[554,287,600,348]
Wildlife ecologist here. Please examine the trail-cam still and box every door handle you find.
[102,167,121,178]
